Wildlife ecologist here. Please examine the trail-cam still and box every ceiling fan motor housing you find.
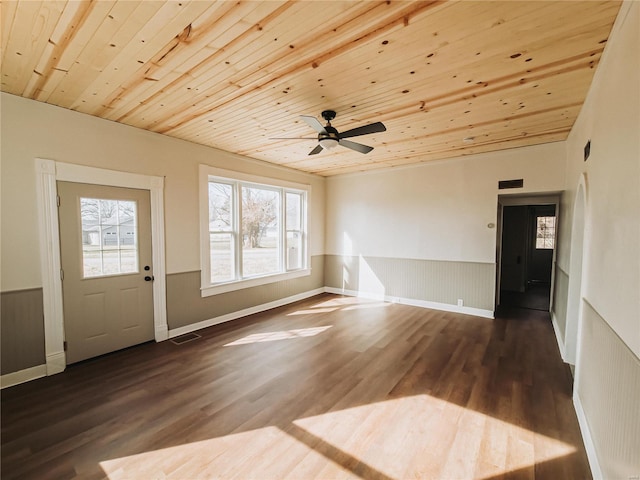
[319,125,339,141]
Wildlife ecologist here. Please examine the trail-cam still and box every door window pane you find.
[81,198,139,277]
[242,186,279,277]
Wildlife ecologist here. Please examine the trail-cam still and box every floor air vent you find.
[171,333,202,345]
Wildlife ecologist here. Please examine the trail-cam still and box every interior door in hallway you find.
[57,182,154,364]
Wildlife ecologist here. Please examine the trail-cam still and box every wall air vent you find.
[498,179,524,189]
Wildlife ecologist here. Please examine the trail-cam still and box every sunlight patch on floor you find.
[100,394,577,479]
[310,296,391,311]
[341,301,391,311]
[99,425,329,479]
[312,296,363,308]
[287,307,339,315]
[293,394,577,480]
[223,326,333,346]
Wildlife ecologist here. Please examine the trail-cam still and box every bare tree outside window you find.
[242,186,279,276]
[208,183,234,283]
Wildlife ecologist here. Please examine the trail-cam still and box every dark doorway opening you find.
[499,204,556,311]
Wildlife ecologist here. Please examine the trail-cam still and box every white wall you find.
[0,93,326,292]
[326,142,566,263]
[559,2,640,478]
[561,0,640,357]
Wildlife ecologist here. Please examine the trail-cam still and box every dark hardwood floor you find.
[1,294,590,479]
[500,283,552,312]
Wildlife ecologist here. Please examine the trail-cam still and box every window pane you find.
[286,192,301,231]
[287,231,302,270]
[535,216,555,250]
[119,247,137,274]
[210,233,234,283]
[209,182,233,231]
[242,186,279,277]
[102,250,121,275]
[82,248,102,278]
[81,197,139,277]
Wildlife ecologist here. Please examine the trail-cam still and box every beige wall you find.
[0,93,326,290]
[0,93,326,376]
[167,256,324,330]
[326,142,565,263]
[325,141,566,309]
[557,2,640,478]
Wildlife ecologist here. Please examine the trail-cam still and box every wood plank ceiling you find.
[1,1,621,176]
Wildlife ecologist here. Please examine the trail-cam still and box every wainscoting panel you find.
[324,255,495,311]
[1,288,46,375]
[576,300,640,479]
[166,255,325,329]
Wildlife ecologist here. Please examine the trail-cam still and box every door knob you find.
[144,275,154,282]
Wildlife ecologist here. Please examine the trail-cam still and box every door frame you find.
[35,159,168,375]
[495,193,561,311]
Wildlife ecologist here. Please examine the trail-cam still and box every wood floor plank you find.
[1,294,591,479]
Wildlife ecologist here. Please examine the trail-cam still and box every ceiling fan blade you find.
[339,139,374,154]
[301,115,327,134]
[339,121,386,139]
[269,137,317,140]
[308,144,324,155]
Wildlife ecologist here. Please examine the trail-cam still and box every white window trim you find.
[199,165,311,297]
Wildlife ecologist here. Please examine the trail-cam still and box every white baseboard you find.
[1,364,47,389]
[168,288,326,338]
[551,312,567,360]
[574,392,603,479]
[324,287,494,319]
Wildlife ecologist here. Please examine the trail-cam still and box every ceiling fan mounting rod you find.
[321,110,337,123]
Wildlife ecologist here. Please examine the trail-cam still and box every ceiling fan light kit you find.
[319,138,339,149]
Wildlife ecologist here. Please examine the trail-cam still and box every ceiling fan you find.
[273,110,386,155]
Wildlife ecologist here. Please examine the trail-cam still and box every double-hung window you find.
[200,166,310,296]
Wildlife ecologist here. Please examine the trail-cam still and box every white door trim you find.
[495,193,561,311]
[35,159,168,375]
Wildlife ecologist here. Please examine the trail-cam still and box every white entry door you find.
[57,181,155,364]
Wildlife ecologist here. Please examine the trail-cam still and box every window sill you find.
[201,268,311,297]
